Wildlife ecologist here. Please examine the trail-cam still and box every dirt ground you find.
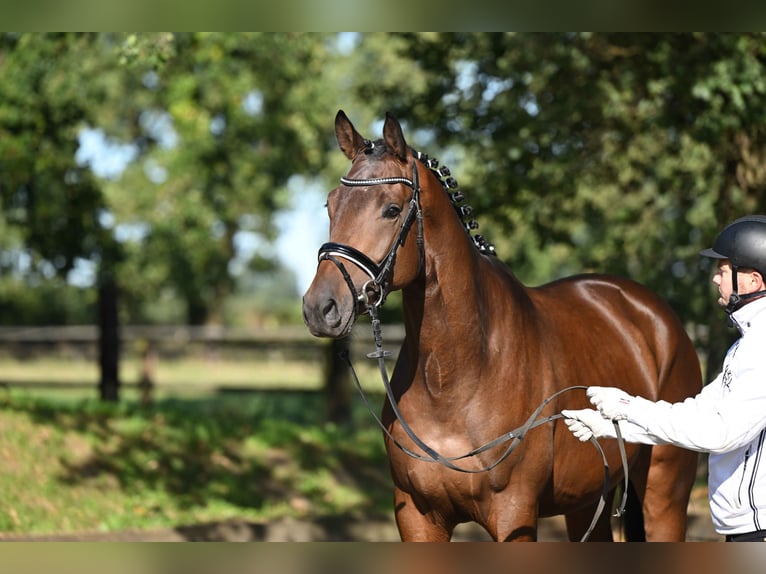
[0,490,722,542]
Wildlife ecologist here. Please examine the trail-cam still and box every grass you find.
[0,356,713,540]
[0,353,387,403]
[0,356,322,387]
[0,356,394,537]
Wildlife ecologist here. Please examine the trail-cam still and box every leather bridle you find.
[316,161,424,316]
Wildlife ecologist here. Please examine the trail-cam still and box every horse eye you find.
[383,204,402,219]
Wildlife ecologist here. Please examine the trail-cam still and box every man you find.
[563,215,766,542]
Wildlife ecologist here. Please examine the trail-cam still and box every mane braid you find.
[412,149,496,256]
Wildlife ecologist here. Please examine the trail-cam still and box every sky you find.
[274,179,328,294]
[69,34,381,295]
[74,127,330,295]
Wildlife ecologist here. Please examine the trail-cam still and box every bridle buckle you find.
[358,280,384,309]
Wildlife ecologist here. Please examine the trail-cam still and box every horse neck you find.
[400,191,531,372]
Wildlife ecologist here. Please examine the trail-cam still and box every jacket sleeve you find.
[626,358,766,454]
[596,418,674,445]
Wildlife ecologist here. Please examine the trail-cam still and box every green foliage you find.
[4,32,766,371]
[0,278,95,325]
[351,33,766,369]
[0,33,107,276]
[103,33,338,324]
[0,33,340,327]
[223,266,303,327]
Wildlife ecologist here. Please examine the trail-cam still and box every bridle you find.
[316,159,424,315]
[316,149,629,541]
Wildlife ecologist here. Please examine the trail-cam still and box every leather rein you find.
[316,157,629,541]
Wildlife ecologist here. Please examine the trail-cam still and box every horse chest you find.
[387,428,510,504]
[387,368,517,502]
[395,455,488,509]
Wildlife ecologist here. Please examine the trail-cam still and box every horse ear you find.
[335,110,366,161]
[383,112,409,163]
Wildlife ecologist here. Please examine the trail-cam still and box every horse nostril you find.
[320,298,343,329]
[322,299,337,319]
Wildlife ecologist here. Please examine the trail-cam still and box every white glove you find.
[587,386,635,421]
[561,409,616,442]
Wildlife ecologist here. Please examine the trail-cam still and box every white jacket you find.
[611,296,766,535]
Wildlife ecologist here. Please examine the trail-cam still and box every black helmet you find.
[700,215,766,275]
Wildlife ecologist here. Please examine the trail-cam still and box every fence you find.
[0,324,402,361]
[0,324,407,396]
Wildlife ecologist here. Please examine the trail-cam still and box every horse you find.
[302,110,702,541]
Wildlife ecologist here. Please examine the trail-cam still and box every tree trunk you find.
[186,298,209,326]
[98,277,120,402]
[324,337,352,425]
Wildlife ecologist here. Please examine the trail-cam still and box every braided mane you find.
[412,148,496,256]
[362,138,496,256]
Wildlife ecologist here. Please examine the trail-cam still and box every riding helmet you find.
[700,215,766,274]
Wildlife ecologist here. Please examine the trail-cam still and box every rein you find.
[346,305,629,542]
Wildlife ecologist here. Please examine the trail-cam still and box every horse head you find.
[303,110,426,338]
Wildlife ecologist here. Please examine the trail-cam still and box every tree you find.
[0,33,125,399]
[102,33,337,326]
[354,33,766,374]
[0,33,345,401]
[0,34,107,280]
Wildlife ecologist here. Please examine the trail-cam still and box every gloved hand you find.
[587,386,636,421]
[561,409,616,442]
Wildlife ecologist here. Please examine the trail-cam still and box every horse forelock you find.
[344,139,496,257]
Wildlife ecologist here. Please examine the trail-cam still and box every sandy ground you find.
[0,492,721,542]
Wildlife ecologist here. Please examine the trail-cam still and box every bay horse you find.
[302,110,702,541]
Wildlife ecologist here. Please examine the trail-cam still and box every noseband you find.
[317,162,424,314]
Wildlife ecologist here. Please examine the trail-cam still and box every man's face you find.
[712,260,735,307]
[712,259,762,308]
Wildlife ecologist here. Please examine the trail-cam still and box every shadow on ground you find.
[0,510,721,542]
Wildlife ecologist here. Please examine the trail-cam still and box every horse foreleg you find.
[482,492,540,541]
[393,487,454,541]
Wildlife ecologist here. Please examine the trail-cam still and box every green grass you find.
[0,380,393,536]
[0,355,386,398]
[0,355,714,541]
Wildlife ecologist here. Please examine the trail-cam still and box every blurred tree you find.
[0,34,106,275]
[0,33,342,401]
[99,33,336,325]
[356,32,766,376]
[0,33,124,399]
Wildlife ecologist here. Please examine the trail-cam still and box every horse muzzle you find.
[302,269,361,339]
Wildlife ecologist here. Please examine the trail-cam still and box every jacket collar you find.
[730,296,766,334]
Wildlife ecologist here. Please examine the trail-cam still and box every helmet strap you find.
[726,265,766,314]
[726,265,741,314]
